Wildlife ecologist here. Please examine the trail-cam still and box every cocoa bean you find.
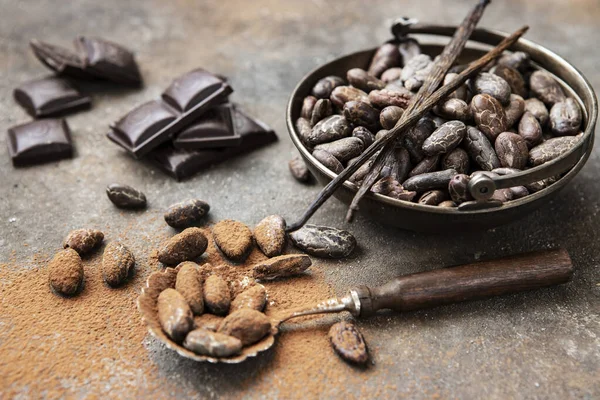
[495,132,529,169]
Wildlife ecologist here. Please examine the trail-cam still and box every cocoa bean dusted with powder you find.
[231,285,267,312]
[175,262,204,315]
[48,248,83,296]
[157,227,208,265]
[183,328,242,357]
[212,220,253,262]
[63,228,104,255]
[312,75,345,99]
[203,275,231,316]
[346,68,385,92]
[101,241,135,287]
[300,96,318,120]
[328,321,368,365]
[288,156,311,183]
[194,313,224,332]
[367,43,401,78]
[157,288,194,343]
[218,309,272,346]
[164,199,210,229]
[252,254,312,280]
[254,215,286,257]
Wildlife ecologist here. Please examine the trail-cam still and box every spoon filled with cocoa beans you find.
[138,248,573,364]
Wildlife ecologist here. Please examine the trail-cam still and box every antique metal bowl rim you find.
[286,26,598,216]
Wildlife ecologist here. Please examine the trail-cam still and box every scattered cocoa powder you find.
[193,313,224,332]
[175,262,204,314]
[63,228,104,255]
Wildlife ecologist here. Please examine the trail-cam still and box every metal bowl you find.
[286,26,597,232]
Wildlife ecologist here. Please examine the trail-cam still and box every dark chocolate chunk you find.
[107,69,232,157]
[172,105,241,149]
[146,106,277,180]
[7,119,73,166]
[29,39,87,78]
[13,77,91,117]
[75,36,142,85]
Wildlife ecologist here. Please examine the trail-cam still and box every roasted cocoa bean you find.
[312,76,345,99]
[402,169,457,192]
[448,174,473,203]
[301,96,318,120]
[307,115,351,146]
[441,148,470,174]
[438,200,457,208]
[157,227,208,265]
[385,147,412,183]
[102,242,135,288]
[371,176,416,201]
[106,184,147,209]
[408,155,439,177]
[183,329,242,357]
[231,285,267,312]
[525,176,559,193]
[157,288,194,343]
[254,215,286,257]
[367,43,402,78]
[510,186,529,199]
[401,54,432,87]
[218,309,272,346]
[295,117,313,146]
[524,98,549,126]
[48,248,83,296]
[347,68,385,92]
[330,86,369,109]
[405,61,433,91]
[463,126,501,171]
[491,167,521,175]
[404,117,436,164]
[310,99,333,126]
[349,154,376,184]
[529,136,580,166]
[379,106,404,129]
[352,126,375,147]
[312,149,344,174]
[203,275,231,316]
[495,132,529,169]
[471,94,509,142]
[422,120,466,156]
[252,254,312,280]
[289,224,356,259]
[212,220,253,262]
[418,190,448,206]
[380,67,403,83]
[375,129,389,141]
[329,321,368,365]
[289,156,311,183]
[530,70,566,106]
[368,87,413,109]
[550,98,582,136]
[433,98,470,121]
[63,228,104,255]
[504,94,525,127]
[490,188,514,203]
[398,38,421,62]
[314,137,364,163]
[176,262,204,315]
[164,199,210,229]
[471,72,511,105]
[343,101,380,132]
[444,72,468,101]
[518,111,543,148]
[497,51,530,72]
[492,65,526,97]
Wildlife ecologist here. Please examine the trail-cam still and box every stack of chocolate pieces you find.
[107,68,278,180]
[8,37,142,167]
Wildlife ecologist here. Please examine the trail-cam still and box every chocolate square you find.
[29,39,88,79]
[13,77,91,117]
[172,104,241,149]
[7,119,73,166]
[75,36,142,85]
[161,68,229,112]
[108,100,177,149]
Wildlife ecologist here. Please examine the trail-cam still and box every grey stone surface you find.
[0,0,598,398]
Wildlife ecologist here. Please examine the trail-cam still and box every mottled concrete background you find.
[1,0,598,398]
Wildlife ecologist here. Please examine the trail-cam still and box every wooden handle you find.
[354,249,573,316]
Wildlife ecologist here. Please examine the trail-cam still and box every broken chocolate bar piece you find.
[147,106,277,180]
[29,39,88,78]
[172,104,241,149]
[107,68,232,157]
[7,119,73,166]
[13,77,91,117]
[75,36,142,85]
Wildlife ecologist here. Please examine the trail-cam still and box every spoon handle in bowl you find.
[352,248,573,317]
